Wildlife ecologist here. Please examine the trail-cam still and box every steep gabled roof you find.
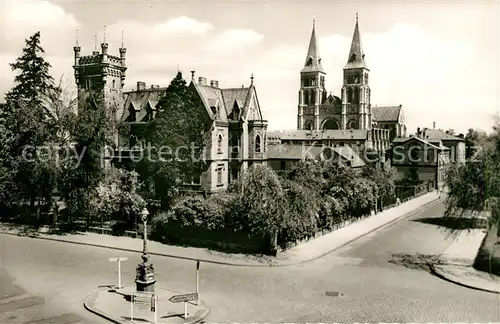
[191,82,228,122]
[122,88,166,121]
[372,105,402,122]
[221,87,250,118]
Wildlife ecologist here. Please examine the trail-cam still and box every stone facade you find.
[292,17,405,155]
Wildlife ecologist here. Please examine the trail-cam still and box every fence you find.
[278,184,434,251]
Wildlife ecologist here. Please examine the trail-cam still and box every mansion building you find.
[72,16,407,193]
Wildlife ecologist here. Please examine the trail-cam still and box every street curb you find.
[83,289,210,324]
[83,290,124,324]
[1,195,440,268]
[285,196,442,267]
[429,265,500,295]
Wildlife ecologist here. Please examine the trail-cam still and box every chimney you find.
[433,121,436,130]
[210,80,215,87]
[137,81,146,91]
[416,127,421,138]
[198,77,207,86]
[214,80,219,88]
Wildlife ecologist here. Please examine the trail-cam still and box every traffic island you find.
[84,286,210,324]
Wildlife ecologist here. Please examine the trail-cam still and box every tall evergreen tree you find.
[140,72,209,208]
[2,31,56,215]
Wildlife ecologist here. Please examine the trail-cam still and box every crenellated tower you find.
[341,14,371,130]
[73,29,127,125]
[298,20,327,130]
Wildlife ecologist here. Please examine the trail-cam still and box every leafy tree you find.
[362,164,398,209]
[60,93,116,223]
[231,164,286,253]
[445,122,500,230]
[279,179,319,246]
[140,72,210,208]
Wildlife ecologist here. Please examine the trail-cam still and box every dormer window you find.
[255,134,261,153]
[307,57,313,66]
[349,53,357,62]
[217,134,223,154]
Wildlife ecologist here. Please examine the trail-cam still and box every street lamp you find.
[135,207,156,292]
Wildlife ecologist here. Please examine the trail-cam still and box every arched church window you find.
[304,90,309,105]
[311,90,316,105]
[255,134,261,153]
[347,88,353,103]
[217,134,223,154]
[354,88,359,103]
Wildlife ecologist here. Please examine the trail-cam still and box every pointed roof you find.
[344,14,368,69]
[301,19,325,73]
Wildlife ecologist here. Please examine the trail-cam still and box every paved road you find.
[1,199,500,323]
[0,267,100,323]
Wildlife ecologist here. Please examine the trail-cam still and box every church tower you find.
[73,30,127,124]
[341,15,371,130]
[298,20,327,130]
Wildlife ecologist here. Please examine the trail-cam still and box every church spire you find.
[345,13,368,69]
[301,18,324,73]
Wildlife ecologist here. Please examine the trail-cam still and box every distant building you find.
[266,142,365,172]
[390,136,450,190]
[415,127,465,164]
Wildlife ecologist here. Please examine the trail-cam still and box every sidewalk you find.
[0,191,439,267]
[84,285,209,324]
[431,229,500,294]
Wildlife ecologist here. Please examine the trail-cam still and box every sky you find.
[1,0,499,135]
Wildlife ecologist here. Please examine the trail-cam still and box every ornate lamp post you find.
[135,207,156,292]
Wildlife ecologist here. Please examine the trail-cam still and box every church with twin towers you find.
[294,15,407,151]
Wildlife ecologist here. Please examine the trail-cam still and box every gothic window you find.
[304,90,309,105]
[112,79,115,89]
[354,88,359,103]
[217,134,223,154]
[255,134,261,153]
[311,90,316,105]
[347,88,353,103]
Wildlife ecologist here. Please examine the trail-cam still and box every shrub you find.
[278,179,319,245]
